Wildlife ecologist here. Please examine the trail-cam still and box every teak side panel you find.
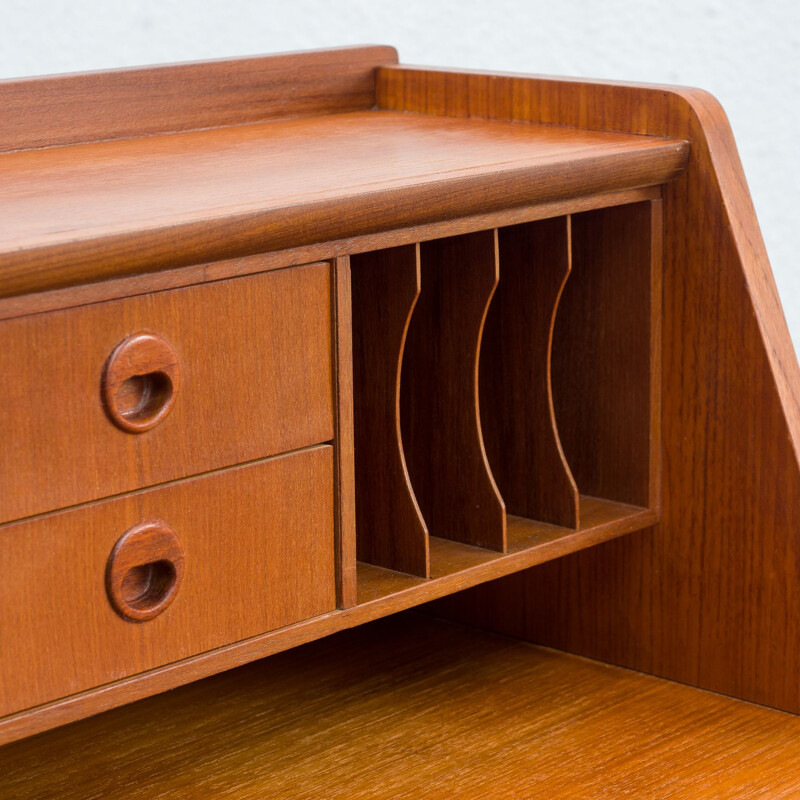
[351,245,430,577]
[551,201,660,508]
[378,65,800,712]
[0,446,336,717]
[0,263,334,524]
[401,231,506,551]
[480,217,579,527]
[0,45,398,152]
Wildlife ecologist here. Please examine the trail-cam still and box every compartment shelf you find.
[352,200,661,583]
[357,495,656,605]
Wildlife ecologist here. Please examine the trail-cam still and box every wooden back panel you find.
[382,65,800,713]
[0,45,397,152]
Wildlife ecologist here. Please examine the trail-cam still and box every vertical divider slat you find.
[480,216,580,527]
[332,256,359,605]
[401,230,507,552]
[351,244,430,578]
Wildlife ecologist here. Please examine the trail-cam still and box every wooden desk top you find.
[4,614,798,799]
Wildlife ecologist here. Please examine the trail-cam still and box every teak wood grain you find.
[480,216,579,527]
[401,231,506,551]
[0,45,398,152]
[0,110,687,297]
[4,615,800,800]
[2,46,798,763]
[0,446,335,718]
[351,244,430,577]
[379,64,800,713]
[0,262,333,524]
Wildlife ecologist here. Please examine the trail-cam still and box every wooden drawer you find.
[0,262,334,524]
[0,445,335,717]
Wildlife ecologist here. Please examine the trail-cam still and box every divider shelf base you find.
[357,495,656,604]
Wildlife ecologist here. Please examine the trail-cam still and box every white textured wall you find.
[3,0,798,350]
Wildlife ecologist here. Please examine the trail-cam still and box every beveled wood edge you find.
[376,64,800,468]
[0,186,661,322]
[0,45,399,153]
[0,500,657,745]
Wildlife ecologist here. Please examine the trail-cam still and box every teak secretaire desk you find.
[1,45,799,797]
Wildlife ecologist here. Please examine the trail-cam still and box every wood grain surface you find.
[0,45,398,152]
[0,495,654,744]
[3,614,799,800]
[351,245,430,577]
[480,216,579,527]
[0,110,687,297]
[402,231,506,551]
[379,65,800,713]
[0,446,335,718]
[0,263,333,524]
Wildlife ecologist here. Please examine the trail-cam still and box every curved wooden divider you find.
[401,231,507,552]
[480,217,579,528]
[351,244,430,577]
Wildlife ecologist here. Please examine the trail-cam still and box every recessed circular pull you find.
[106,520,185,622]
[102,332,180,433]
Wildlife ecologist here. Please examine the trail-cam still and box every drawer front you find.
[0,446,335,717]
[0,263,334,523]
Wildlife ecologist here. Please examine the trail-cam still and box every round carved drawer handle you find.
[102,332,181,433]
[106,520,185,622]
